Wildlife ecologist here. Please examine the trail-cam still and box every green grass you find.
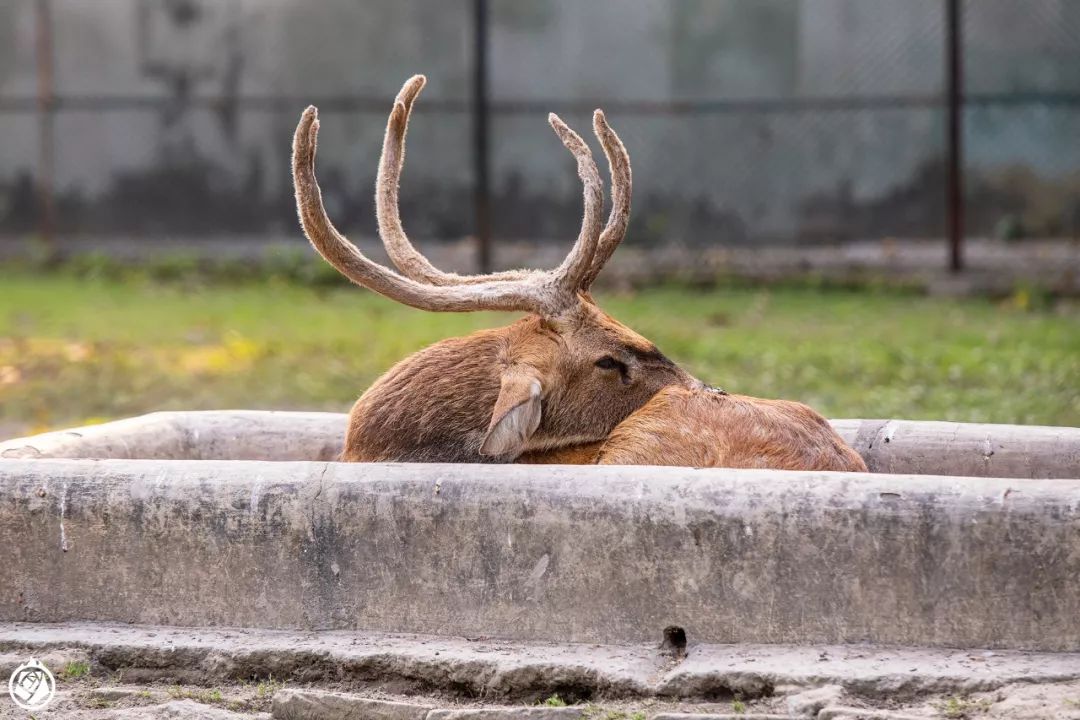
[255,676,284,699]
[0,271,1077,436]
[934,696,993,718]
[59,660,91,679]
[167,686,224,706]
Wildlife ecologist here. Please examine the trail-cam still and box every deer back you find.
[526,386,867,472]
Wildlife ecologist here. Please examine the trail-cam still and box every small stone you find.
[653,714,792,720]
[427,710,586,720]
[273,689,433,720]
[786,685,844,717]
[90,686,146,701]
[818,707,927,720]
[124,699,262,719]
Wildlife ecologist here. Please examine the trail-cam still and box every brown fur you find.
[344,304,692,462]
[526,386,867,472]
[518,441,606,465]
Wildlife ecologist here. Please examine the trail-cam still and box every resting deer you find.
[360,77,868,472]
[293,76,695,462]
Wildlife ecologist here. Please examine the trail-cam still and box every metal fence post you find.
[35,0,56,257]
[473,0,493,274]
[945,0,964,273]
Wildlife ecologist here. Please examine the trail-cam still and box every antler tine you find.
[377,75,533,286]
[293,106,549,315]
[579,109,631,290]
[546,112,603,295]
[363,75,600,316]
[377,79,601,302]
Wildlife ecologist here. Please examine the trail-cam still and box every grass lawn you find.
[1,270,1077,438]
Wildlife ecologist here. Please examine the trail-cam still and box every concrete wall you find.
[3,0,1079,242]
[3,410,1079,479]
[3,459,1079,651]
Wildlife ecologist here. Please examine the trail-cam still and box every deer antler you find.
[579,109,631,290]
[377,75,534,285]
[376,76,625,291]
[293,95,602,317]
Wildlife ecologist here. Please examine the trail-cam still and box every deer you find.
[294,75,866,473]
[373,77,868,472]
[293,76,696,462]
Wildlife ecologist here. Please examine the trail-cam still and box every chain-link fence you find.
[1,0,1078,280]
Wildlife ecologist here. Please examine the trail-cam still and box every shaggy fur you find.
[604,387,866,470]
[522,388,867,472]
[344,306,691,462]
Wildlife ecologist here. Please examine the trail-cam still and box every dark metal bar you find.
[0,93,943,115]
[473,0,493,274]
[34,0,56,255]
[946,0,964,273]
[2,90,1078,116]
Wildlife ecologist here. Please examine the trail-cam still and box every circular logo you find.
[8,659,55,710]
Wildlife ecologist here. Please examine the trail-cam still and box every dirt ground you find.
[5,676,1080,719]
[3,642,1080,720]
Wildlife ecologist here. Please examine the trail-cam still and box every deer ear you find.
[479,372,543,458]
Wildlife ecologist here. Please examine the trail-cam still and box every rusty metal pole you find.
[473,0,493,273]
[34,0,56,256]
[945,0,964,273]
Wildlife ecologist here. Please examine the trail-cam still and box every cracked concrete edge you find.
[3,623,1080,704]
[5,459,1080,649]
[3,411,1078,479]
[0,410,345,462]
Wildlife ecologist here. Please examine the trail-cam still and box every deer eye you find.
[595,356,627,373]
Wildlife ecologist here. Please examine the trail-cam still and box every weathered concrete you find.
[817,710,926,720]
[784,685,844,716]
[273,691,434,720]
[830,418,1080,479]
[3,411,1078,479]
[0,411,343,462]
[3,623,1080,702]
[2,460,1079,649]
[652,715,790,720]
[425,710,587,720]
[6,626,1080,718]
[119,700,268,719]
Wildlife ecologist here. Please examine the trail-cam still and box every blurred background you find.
[0,0,1077,438]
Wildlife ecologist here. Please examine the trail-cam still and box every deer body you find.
[294,75,865,471]
[344,309,688,462]
[344,327,508,463]
[604,387,865,470]
[520,387,866,471]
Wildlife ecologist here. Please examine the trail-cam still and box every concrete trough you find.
[3,410,1080,478]
[3,458,1080,651]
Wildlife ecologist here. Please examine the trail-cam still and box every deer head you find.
[292,75,696,462]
